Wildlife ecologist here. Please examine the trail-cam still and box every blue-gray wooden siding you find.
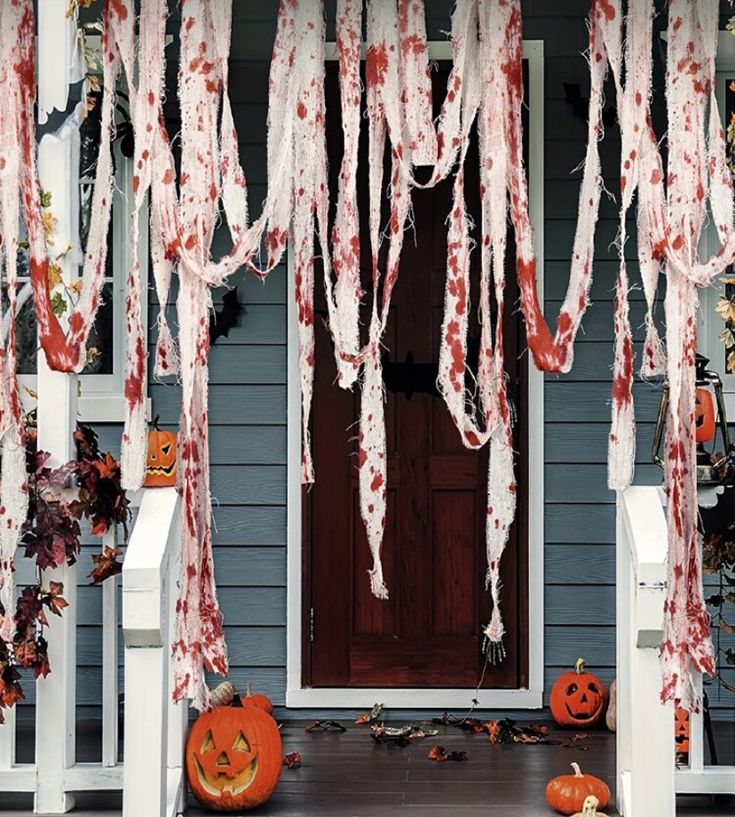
[18,0,734,723]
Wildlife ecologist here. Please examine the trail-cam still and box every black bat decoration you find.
[563,81,617,129]
[209,287,245,346]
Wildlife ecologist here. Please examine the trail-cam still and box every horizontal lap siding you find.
[39,2,731,723]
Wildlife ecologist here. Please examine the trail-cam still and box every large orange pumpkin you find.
[550,658,607,728]
[144,420,177,488]
[186,704,282,811]
[546,763,611,815]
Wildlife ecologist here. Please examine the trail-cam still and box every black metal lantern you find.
[652,354,735,487]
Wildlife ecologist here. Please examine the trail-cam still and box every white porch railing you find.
[616,485,735,817]
[0,488,185,815]
[121,487,186,817]
[0,522,122,810]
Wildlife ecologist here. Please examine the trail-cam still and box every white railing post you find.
[34,3,82,810]
[101,526,119,768]
[122,488,183,817]
[166,509,187,815]
[616,487,676,817]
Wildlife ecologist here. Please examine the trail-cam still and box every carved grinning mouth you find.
[193,754,259,798]
[565,703,599,720]
[146,462,176,476]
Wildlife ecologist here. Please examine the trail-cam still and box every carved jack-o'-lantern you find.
[144,418,177,488]
[186,704,282,811]
[695,387,716,444]
[550,658,607,729]
[674,707,690,760]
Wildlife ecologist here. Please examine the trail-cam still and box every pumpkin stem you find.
[575,657,586,675]
[151,414,161,431]
[571,762,583,778]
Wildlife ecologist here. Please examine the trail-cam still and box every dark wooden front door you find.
[303,65,529,690]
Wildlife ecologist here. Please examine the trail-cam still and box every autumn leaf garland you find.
[0,423,129,722]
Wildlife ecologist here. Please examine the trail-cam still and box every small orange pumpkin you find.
[550,658,607,728]
[675,707,690,759]
[186,703,282,811]
[241,683,274,716]
[144,418,177,488]
[546,763,611,815]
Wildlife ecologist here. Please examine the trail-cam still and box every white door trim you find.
[286,39,544,709]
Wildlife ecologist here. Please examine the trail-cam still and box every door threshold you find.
[286,687,543,710]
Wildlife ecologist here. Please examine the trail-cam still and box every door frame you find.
[286,39,545,709]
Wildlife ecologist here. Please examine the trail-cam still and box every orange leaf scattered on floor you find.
[283,751,302,769]
[427,745,467,762]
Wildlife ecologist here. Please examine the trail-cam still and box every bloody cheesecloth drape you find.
[5,0,730,709]
[0,0,121,641]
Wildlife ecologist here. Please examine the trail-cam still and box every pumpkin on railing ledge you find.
[185,683,282,811]
[143,417,177,488]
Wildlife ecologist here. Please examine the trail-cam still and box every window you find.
[10,43,149,424]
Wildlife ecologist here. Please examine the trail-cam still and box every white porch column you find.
[33,2,82,812]
[616,487,676,817]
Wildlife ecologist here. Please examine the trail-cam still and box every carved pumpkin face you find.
[144,428,177,487]
[674,707,689,758]
[550,659,607,728]
[694,387,716,444]
[186,705,282,811]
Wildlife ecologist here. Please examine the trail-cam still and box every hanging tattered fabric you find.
[9,0,724,712]
[21,1,119,375]
[650,2,719,709]
[110,0,333,707]
[0,0,31,641]
[1,0,118,638]
[511,0,723,710]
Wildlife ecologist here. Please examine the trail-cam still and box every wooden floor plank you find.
[5,720,735,816]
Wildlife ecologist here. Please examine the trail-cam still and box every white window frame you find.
[18,84,149,424]
[286,39,545,710]
[700,31,735,416]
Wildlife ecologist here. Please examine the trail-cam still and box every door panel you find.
[303,63,529,690]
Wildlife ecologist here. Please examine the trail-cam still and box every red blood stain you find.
[124,336,145,407]
[366,44,388,87]
[109,0,128,21]
[401,33,425,56]
[611,333,633,407]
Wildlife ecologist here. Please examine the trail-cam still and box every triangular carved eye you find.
[161,443,172,456]
[200,729,215,753]
[232,731,250,752]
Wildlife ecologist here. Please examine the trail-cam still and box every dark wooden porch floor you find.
[2,720,734,816]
